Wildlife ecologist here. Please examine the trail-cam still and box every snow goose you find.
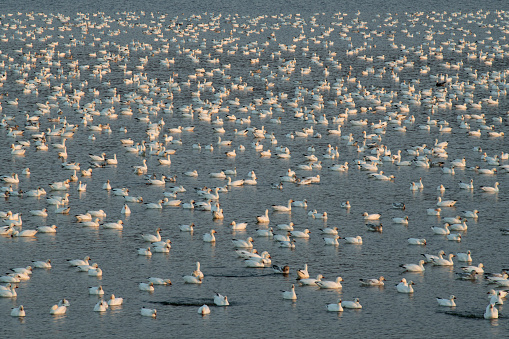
[108,294,124,306]
[89,286,104,295]
[203,229,217,242]
[400,260,425,272]
[341,298,362,309]
[296,264,309,279]
[232,237,254,248]
[148,277,172,285]
[282,284,297,300]
[326,299,343,312]
[437,197,457,207]
[456,250,472,262]
[198,304,211,315]
[344,236,363,244]
[11,305,25,317]
[484,303,498,319]
[461,263,484,274]
[437,295,456,307]
[139,282,155,291]
[140,307,157,317]
[214,293,229,306]
[360,276,386,286]
[432,254,455,266]
[396,279,415,293]
[256,209,270,223]
[316,277,343,289]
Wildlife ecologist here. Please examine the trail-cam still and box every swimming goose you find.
[456,250,472,262]
[230,221,248,230]
[408,238,426,245]
[344,236,363,244]
[50,303,68,315]
[81,218,101,227]
[140,307,157,317]
[11,305,25,317]
[198,304,211,315]
[68,256,91,266]
[484,303,498,319]
[341,298,362,309]
[360,276,386,286]
[396,279,415,293]
[316,277,343,289]
[0,285,18,298]
[272,199,293,212]
[432,254,455,266]
[256,209,270,223]
[89,286,104,295]
[480,182,499,193]
[203,230,217,242]
[192,262,204,279]
[400,260,425,272]
[179,223,195,232]
[138,281,155,291]
[142,228,162,242]
[103,220,123,230]
[32,259,52,269]
[232,237,254,248]
[290,229,311,238]
[282,284,297,300]
[148,277,172,285]
[323,235,341,246]
[107,294,124,306]
[94,300,109,312]
[437,197,457,207]
[461,263,484,274]
[437,295,456,307]
[431,224,450,235]
[392,216,409,224]
[458,179,474,189]
[214,293,229,306]
[12,229,38,237]
[137,247,152,256]
[362,212,381,220]
[296,264,309,280]
[447,233,462,241]
[183,275,203,284]
[299,274,325,286]
[326,299,343,312]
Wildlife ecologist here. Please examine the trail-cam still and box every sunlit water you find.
[0,1,508,337]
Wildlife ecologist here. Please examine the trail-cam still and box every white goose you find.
[232,237,254,248]
[142,228,162,242]
[203,229,217,242]
[316,277,343,289]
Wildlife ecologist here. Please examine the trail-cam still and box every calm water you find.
[1,1,509,338]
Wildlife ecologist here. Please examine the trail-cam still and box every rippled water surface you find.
[1,1,509,338]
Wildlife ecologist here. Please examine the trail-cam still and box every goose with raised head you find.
[396,279,415,293]
[341,298,362,309]
[432,254,455,266]
[282,284,297,300]
[203,229,217,242]
[256,209,270,223]
[272,199,293,212]
[326,299,343,312]
[297,264,309,280]
[142,228,162,242]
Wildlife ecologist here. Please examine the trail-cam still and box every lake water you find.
[1,1,509,337]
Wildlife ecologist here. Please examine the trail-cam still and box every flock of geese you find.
[0,8,509,333]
